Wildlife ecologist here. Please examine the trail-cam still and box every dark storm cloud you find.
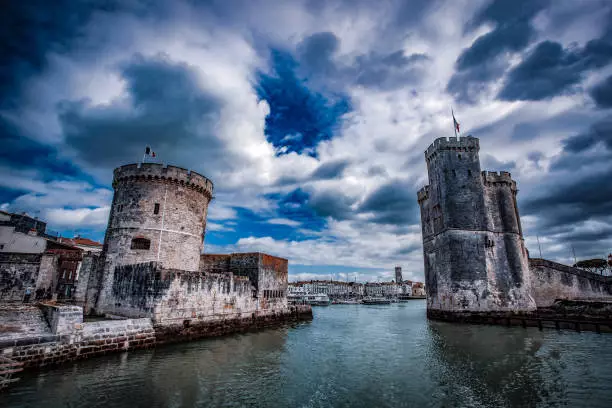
[308,189,356,220]
[0,116,82,180]
[296,32,431,92]
[523,168,612,226]
[447,0,549,103]
[358,179,418,225]
[0,0,164,108]
[523,116,612,230]
[498,40,612,101]
[353,52,430,90]
[590,75,612,108]
[559,116,612,153]
[297,31,340,76]
[59,53,228,175]
[310,159,352,180]
[0,1,100,107]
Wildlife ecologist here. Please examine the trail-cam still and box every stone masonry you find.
[417,136,536,315]
[95,163,214,313]
[92,162,299,327]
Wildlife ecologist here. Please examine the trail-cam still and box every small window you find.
[468,169,472,176]
[131,237,151,250]
[62,270,66,279]
[452,170,456,177]
[458,154,462,160]
[154,203,160,214]
[0,244,4,250]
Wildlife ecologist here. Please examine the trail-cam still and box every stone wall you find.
[199,254,231,274]
[0,253,42,302]
[105,259,289,325]
[423,230,534,312]
[1,316,155,368]
[418,136,535,314]
[529,258,612,307]
[1,304,312,369]
[96,163,213,313]
[72,253,100,309]
[40,304,83,334]
[155,305,312,345]
[36,253,57,296]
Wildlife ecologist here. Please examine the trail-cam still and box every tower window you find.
[131,237,151,250]
[468,170,472,176]
[154,203,160,214]
[452,170,456,177]
[458,154,462,160]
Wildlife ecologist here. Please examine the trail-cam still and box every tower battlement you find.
[417,185,430,203]
[482,171,516,188]
[425,135,479,161]
[113,163,213,198]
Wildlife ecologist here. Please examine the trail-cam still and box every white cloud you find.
[2,0,610,277]
[267,218,302,227]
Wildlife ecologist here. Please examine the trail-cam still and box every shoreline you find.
[1,305,313,373]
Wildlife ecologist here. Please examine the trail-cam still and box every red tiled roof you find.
[72,237,103,247]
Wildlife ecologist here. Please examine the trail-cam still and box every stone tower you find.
[395,266,403,283]
[95,163,214,313]
[417,136,535,317]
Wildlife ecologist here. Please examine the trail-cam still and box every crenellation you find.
[482,171,516,187]
[425,135,480,161]
[417,185,430,203]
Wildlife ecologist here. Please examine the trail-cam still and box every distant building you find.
[0,210,46,236]
[395,266,402,283]
[412,282,426,297]
[58,236,103,253]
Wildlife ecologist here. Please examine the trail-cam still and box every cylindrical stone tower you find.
[96,163,213,312]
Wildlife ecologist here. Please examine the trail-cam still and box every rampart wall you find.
[104,255,288,325]
[0,303,312,369]
[529,258,612,307]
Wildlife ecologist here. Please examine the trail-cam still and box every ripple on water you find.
[2,303,612,408]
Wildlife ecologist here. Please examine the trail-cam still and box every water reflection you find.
[2,303,611,408]
[427,321,612,407]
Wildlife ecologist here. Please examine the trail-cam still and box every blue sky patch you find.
[255,49,351,157]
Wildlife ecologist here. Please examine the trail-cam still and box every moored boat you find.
[361,297,391,305]
[305,294,331,306]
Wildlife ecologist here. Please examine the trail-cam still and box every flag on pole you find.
[143,146,157,163]
[452,109,460,134]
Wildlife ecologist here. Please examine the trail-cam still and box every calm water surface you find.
[2,301,611,407]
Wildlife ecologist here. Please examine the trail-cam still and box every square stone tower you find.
[395,266,403,283]
[417,136,535,317]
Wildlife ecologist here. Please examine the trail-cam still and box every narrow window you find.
[452,170,456,177]
[131,237,151,250]
[458,154,462,160]
[468,169,472,177]
[154,203,160,215]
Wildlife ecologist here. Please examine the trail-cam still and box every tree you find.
[574,258,608,275]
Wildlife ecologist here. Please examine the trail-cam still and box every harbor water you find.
[2,301,611,407]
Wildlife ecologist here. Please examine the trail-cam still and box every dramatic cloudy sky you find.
[2,0,612,282]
